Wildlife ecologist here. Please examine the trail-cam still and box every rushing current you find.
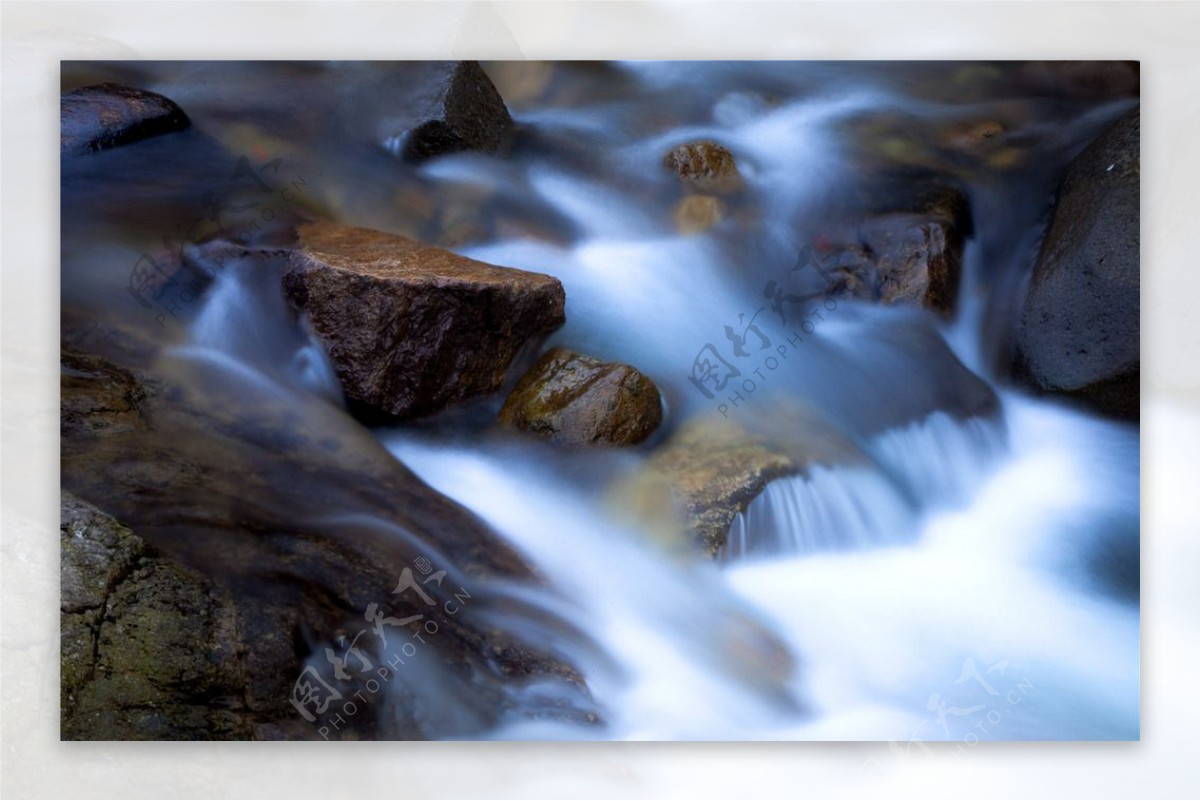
[60,61,1139,742]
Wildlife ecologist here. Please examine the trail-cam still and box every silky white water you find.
[383,390,1138,741]
[375,63,1138,740]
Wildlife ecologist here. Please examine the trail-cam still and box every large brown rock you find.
[280,220,566,419]
[1016,106,1139,419]
[60,316,596,739]
[61,82,189,157]
[499,347,663,446]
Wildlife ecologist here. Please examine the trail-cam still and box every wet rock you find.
[618,404,866,557]
[871,216,961,313]
[807,169,971,315]
[499,347,663,446]
[280,220,566,419]
[673,195,725,234]
[60,346,150,441]
[806,216,964,315]
[61,82,189,157]
[1016,106,1139,419]
[848,214,963,314]
[663,140,744,194]
[61,493,250,740]
[60,319,598,739]
[381,61,514,162]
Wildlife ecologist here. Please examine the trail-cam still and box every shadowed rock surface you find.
[61,83,189,157]
[386,61,515,162]
[61,62,511,164]
[1017,105,1139,419]
[821,212,964,315]
[60,314,597,739]
[61,492,256,740]
[797,170,972,315]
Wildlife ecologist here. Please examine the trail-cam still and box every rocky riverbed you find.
[60,60,1140,740]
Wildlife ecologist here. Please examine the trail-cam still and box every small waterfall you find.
[723,465,915,560]
[721,411,1006,562]
[867,411,1008,508]
[384,435,807,740]
[176,254,344,404]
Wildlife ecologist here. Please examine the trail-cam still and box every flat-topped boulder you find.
[280,220,566,419]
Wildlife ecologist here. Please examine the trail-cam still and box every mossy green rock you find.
[499,347,663,446]
[60,493,249,740]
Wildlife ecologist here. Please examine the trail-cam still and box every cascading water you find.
[723,467,917,560]
[177,252,345,404]
[59,60,1140,741]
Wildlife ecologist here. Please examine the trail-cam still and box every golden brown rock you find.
[662,140,744,194]
[617,404,865,557]
[673,195,725,234]
[499,347,663,446]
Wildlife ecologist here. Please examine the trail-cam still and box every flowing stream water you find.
[61,61,1140,741]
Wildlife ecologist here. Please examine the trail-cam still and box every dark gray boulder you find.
[380,61,514,162]
[61,82,189,157]
[1017,106,1140,419]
